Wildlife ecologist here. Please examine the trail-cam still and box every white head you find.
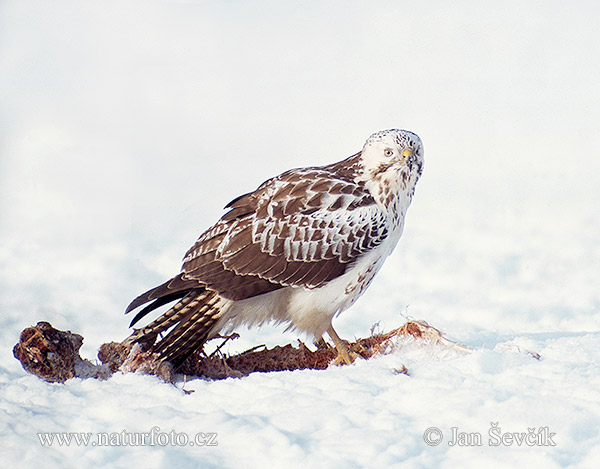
[359,129,424,201]
[361,129,424,179]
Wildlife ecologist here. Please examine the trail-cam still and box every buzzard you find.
[125,129,424,367]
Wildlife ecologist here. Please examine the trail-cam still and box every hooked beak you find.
[392,148,415,167]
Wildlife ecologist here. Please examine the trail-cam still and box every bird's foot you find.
[332,347,359,366]
[327,325,359,366]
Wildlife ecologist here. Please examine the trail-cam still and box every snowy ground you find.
[1,1,600,468]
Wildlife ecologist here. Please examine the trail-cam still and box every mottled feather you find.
[125,129,424,367]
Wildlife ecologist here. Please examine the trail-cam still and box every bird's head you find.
[357,129,424,208]
[360,129,424,187]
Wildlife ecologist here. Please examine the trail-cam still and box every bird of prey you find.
[125,129,424,368]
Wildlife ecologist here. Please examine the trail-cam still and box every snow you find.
[1,1,600,467]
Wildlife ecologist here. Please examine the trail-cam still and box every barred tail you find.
[126,285,225,367]
[152,290,224,365]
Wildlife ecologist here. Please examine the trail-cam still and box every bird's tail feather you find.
[127,289,225,367]
[125,273,202,315]
[153,290,224,365]
[128,290,191,328]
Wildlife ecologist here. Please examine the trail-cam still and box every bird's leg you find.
[327,325,356,365]
[313,337,329,349]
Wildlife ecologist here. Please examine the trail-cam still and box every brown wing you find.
[125,153,393,365]
[181,162,389,301]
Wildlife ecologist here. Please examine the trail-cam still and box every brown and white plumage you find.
[125,129,424,367]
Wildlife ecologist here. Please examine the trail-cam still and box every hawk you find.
[125,129,424,367]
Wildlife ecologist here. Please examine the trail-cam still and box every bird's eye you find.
[384,149,394,157]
